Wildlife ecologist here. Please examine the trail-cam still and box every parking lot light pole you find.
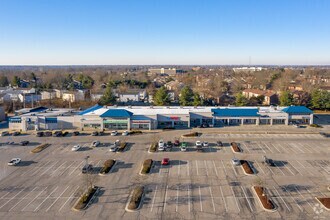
[85,156,90,191]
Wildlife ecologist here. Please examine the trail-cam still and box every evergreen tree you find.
[99,83,116,105]
[193,93,202,106]
[235,92,248,106]
[311,90,330,110]
[154,86,170,106]
[179,86,194,106]
[0,76,9,87]
[11,76,21,87]
[280,91,294,106]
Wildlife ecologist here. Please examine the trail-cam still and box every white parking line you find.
[187,185,191,212]
[59,186,79,212]
[241,143,250,153]
[297,143,313,153]
[287,161,303,176]
[219,185,227,212]
[272,187,290,212]
[268,142,281,153]
[241,186,253,212]
[221,160,227,176]
[274,163,285,176]
[176,186,179,212]
[178,160,181,176]
[22,187,48,211]
[280,161,295,175]
[289,143,304,154]
[57,161,76,176]
[40,162,58,176]
[230,186,240,212]
[213,161,218,177]
[150,185,157,212]
[262,142,273,153]
[45,185,70,212]
[163,185,168,212]
[8,187,37,212]
[293,186,313,209]
[0,190,12,199]
[187,161,190,176]
[159,164,163,176]
[204,160,209,176]
[209,187,216,213]
[253,161,265,174]
[28,161,52,176]
[196,161,199,176]
[257,142,267,154]
[282,186,303,212]
[34,186,58,212]
[199,186,203,212]
[0,187,26,209]
[231,163,238,176]
[51,161,67,176]
[69,161,84,175]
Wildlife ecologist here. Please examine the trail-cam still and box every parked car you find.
[122,130,129,136]
[232,158,240,166]
[195,141,202,147]
[109,145,118,152]
[71,145,81,151]
[8,158,21,166]
[91,131,99,136]
[44,131,52,137]
[62,131,69,136]
[53,131,62,137]
[12,131,21,136]
[161,158,170,165]
[6,141,15,145]
[158,139,165,151]
[263,156,275,166]
[293,124,301,128]
[202,141,209,147]
[73,131,80,136]
[20,141,29,146]
[36,131,44,137]
[166,141,173,148]
[91,141,100,147]
[115,140,120,146]
[181,142,187,152]
[217,141,223,147]
[0,131,9,136]
[174,139,180,146]
[82,164,93,173]
[111,131,118,136]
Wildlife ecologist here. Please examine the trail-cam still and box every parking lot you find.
[0,129,329,219]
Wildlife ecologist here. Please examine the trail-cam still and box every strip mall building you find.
[9,105,314,131]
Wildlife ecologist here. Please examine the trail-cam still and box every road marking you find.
[22,187,48,211]
[187,161,190,176]
[34,186,58,212]
[274,163,285,176]
[8,187,37,212]
[287,161,303,176]
[262,142,273,153]
[298,143,312,153]
[159,164,162,176]
[253,161,265,174]
[178,160,181,176]
[176,186,179,212]
[221,161,227,176]
[187,185,191,212]
[231,163,238,176]
[204,160,209,176]
[213,161,218,177]
[289,143,304,154]
[0,187,26,209]
[241,143,250,153]
[150,185,157,212]
[293,186,313,209]
[59,186,79,212]
[0,191,12,199]
[268,142,281,153]
[257,142,267,154]
[69,161,84,176]
[219,185,227,212]
[46,185,70,212]
[196,161,199,176]
[28,161,52,176]
[163,185,168,212]
[199,186,203,212]
[51,161,67,176]
[282,186,303,212]
[58,161,76,176]
[40,162,58,176]
[209,186,216,213]
[241,186,253,212]
[280,161,295,175]
[272,187,290,211]
[230,186,240,212]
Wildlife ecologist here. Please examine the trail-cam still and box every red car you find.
[174,139,180,146]
[161,158,170,165]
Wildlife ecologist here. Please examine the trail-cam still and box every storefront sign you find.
[132,120,150,124]
[170,116,180,120]
[103,120,128,123]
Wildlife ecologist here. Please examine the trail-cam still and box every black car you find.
[82,164,93,174]
[12,131,21,136]
[53,131,62,137]
[36,131,44,137]
[20,141,29,146]
[73,131,80,136]
[166,141,173,147]
[217,141,223,147]
[45,131,52,137]
[62,131,69,136]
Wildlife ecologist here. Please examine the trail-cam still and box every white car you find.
[91,141,100,147]
[115,140,120,146]
[122,130,129,136]
[158,140,165,151]
[202,142,209,147]
[232,158,240,166]
[109,145,118,152]
[71,145,81,151]
[195,141,202,147]
[111,131,118,136]
[8,158,21,166]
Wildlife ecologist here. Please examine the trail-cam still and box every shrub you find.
[241,160,254,174]
[100,159,115,174]
[141,159,153,174]
[31,143,51,153]
[117,142,127,152]
[74,186,98,210]
[310,124,323,128]
[129,130,142,135]
[231,142,241,152]
[182,132,199,137]
[149,143,158,152]
[128,186,144,210]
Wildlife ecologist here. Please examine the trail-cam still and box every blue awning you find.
[100,109,133,118]
[282,106,313,114]
[212,108,259,117]
[78,104,103,115]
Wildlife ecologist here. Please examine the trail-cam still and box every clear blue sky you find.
[0,0,329,65]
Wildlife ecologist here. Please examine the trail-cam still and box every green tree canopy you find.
[0,76,9,87]
[99,83,116,105]
[153,86,170,106]
[311,90,330,110]
[76,74,94,89]
[280,91,294,106]
[193,93,202,106]
[11,76,21,87]
[179,86,194,106]
[235,92,248,106]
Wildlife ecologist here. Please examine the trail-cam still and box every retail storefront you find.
[103,119,129,130]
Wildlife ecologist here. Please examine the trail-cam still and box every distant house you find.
[18,93,41,103]
[62,90,87,102]
[19,79,30,88]
[164,80,185,91]
[91,93,103,101]
[41,90,57,100]
[114,89,147,102]
[242,89,278,105]
[288,81,303,91]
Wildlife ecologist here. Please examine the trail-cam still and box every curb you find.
[139,161,153,176]
[231,146,242,153]
[252,186,277,212]
[72,187,99,212]
[98,160,117,176]
[125,190,145,212]
[241,161,255,176]
[315,197,330,211]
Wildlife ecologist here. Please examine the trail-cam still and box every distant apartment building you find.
[18,93,41,103]
[242,89,278,105]
[148,68,183,76]
[40,90,57,100]
[62,90,86,102]
[114,89,147,102]
[233,67,266,72]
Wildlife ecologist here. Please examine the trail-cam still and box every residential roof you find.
[78,104,103,115]
[243,89,276,97]
[212,108,259,117]
[282,106,313,114]
[100,109,133,118]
